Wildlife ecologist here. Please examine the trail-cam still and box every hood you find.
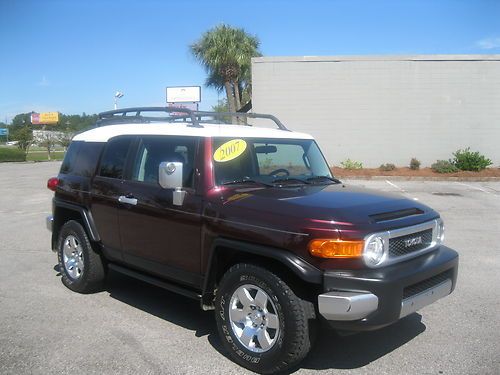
[219,183,436,227]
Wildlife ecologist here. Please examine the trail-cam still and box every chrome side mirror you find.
[159,162,186,206]
[159,162,183,189]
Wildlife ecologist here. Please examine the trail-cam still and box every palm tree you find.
[190,24,261,112]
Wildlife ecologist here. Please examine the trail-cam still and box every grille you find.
[389,229,433,257]
[403,270,453,299]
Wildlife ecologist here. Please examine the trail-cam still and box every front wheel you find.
[215,263,315,374]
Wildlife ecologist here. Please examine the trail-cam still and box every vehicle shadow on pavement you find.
[79,269,426,373]
[104,269,217,339]
[301,313,426,371]
[205,313,427,373]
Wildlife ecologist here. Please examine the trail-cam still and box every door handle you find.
[118,195,138,205]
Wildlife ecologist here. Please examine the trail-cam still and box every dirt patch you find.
[331,167,500,179]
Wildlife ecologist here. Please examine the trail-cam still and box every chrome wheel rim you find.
[62,235,84,280]
[229,284,280,353]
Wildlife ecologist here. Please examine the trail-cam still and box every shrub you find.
[0,147,26,162]
[451,147,492,171]
[410,158,421,170]
[340,159,363,170]
[431,160,458,174]
[379,163,396,171]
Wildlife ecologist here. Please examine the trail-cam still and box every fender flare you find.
[201,238,322,306]
[53,199,101,243]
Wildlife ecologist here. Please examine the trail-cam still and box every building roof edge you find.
[252,54,500,63]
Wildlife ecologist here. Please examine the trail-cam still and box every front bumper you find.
[318,245,458,331]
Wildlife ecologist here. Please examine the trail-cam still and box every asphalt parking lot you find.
[0,161,499,375]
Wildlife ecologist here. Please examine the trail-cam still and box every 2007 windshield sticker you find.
[213,139,247,162]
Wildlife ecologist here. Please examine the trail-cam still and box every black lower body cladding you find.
[322,245,459,331]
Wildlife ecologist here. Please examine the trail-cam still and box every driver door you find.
[117,135,203,287]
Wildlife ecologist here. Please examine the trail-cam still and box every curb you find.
[338,175,500,182]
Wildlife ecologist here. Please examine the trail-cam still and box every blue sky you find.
[1,0,499,123]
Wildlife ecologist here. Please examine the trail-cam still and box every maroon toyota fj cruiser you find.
[46,107,458,374]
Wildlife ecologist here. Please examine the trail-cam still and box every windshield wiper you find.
[271,177,310,185]
[306,175,342,184]
[222,178,273,187]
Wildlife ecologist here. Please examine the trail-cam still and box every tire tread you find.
[216,263,315,374]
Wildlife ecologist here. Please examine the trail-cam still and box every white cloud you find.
[476,37,500,50]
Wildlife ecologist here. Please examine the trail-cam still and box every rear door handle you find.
[118,195,138,206]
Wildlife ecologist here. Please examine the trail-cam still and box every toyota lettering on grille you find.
[404,236,423,248]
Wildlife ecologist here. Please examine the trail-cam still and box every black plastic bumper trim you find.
[322,245,459,331]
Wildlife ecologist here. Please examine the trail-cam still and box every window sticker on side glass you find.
[213,139,247,162]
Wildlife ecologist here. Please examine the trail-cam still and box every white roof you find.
[72,122,314,142]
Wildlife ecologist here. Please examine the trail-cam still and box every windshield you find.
[212,137,334,186]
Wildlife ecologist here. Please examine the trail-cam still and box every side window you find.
[61,141,104,177]
[98,138,132,179]
[60,142,81,175]
[131,136,196,188]
[74,143,104,177]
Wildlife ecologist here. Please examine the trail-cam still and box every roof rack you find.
[96,107,289,131]
[96,107,200,127]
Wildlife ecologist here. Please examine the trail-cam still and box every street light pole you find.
[114,91,124,109]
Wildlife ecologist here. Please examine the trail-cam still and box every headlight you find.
[363,236,386,266]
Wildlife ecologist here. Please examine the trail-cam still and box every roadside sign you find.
[0,128,8,136]
[31,112,59,125]
[166,86,201,103]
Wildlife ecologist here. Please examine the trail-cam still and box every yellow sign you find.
[32,112,59,125]
[39,112,59,124]
[213,139,247,162]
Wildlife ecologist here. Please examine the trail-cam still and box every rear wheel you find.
[57,220,105,293]
[215,263,315,374]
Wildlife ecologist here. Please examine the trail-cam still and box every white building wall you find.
[33,130,65,144]
[251,55,500,168]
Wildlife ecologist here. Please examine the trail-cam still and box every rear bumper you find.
[46,215,53,232]
[318,245,458,331]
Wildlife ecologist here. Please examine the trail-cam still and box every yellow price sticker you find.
[213,139,247,162]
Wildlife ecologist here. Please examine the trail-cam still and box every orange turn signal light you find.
[308,239,364,259]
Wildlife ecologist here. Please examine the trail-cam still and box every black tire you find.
[57,220,106,293]
[215,263,315,374]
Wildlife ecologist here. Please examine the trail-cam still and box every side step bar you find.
[108,263,202,300]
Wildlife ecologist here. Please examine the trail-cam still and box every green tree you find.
[11,113,33,127]
[11,126,33,154]
[190,24,261,113]
[211,99,229,112]
[37,131,60,160]
[9,113,34,152]
[57,132,73,150]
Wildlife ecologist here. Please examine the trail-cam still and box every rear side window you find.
[60,142,80,175]
[60,141,104,177]
[98,138,132,179]
[77,143,104,177]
